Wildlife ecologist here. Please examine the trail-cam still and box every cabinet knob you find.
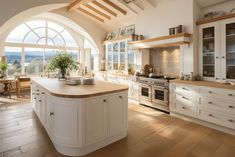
[228,119,234,123]
[182,87,188,91]
[50,112,54,116]
[119,96,122,99]
[41,92,45,94]
[33,98,36,100]
[182,106,186,109]
[222,56,225,59]
[208,101,213,104]
[38,100,42,102]
[228,94,233,96]
[228,105,234,108]
[208,114,213,117]
[208,91,213,94]
[103,99,107,103]
[216,56,219,59]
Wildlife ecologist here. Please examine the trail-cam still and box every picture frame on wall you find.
[111,29,119,39]
[118,27,126,38]
[105,32,112,41]
[125,24,135,36]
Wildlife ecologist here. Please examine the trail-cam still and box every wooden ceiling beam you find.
[91,1,117,17]
[77,8,105,23]
[116,0,138,14]
[83,3,111,20]
[68,0,93,11]
[131,1,144,11]
[102,0,127,15]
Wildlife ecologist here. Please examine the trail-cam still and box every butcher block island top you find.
[31,77,129,98]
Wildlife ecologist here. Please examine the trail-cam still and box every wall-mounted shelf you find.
[128,33,191,49]
[196,13,235,25]
[103,35,134,45]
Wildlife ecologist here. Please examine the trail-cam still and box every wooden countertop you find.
[170,79,235,90]
[32,77,129,98]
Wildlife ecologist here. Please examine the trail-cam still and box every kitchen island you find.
[31,77,129,156]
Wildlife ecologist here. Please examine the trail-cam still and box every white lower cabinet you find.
[32,81,128,156]
[85,97,108,145]
[170,83,235,134]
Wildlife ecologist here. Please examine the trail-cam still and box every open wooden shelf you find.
[196,13,235,25]
[128,33,191,49]
[103,35,133,44]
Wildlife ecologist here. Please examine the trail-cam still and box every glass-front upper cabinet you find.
[202,27,215,78]
[225,22,235,79]
[199,17,235,81]
[119,41,126,71]
[199,23,220,80]
[107,44,112,70]
[113,43,119,70]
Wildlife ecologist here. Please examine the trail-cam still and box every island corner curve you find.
[31,77,129,156]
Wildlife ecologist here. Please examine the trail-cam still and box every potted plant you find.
[48,52,78,80]
[0,62,8,78]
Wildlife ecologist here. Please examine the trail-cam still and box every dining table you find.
[0,78,17,98]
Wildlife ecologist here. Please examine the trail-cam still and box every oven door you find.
[139,84,152,101]
[152,86,168,106]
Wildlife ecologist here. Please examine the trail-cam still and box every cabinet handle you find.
[37,90,39,92]
[33,98,36,100]
[228,105,234,108]
[103,99,107,103]
[208,101,213,104]
[182,87,189,91]
[182,96,189,100]
[208,114,213,117]
[216,78,219,80]
[208,91,213,94]
[41,92,45,94]
[38,100,42,102]
[50,112,54,116]
[222,56,225,59]
[228,94,233,96]
[36,93,39,95]
[182,106,186,109]
[216,56,219,59]
[119,96,122,99]
[228,119,234,123]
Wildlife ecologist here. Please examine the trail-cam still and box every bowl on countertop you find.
[82,78,95,85]
[65,79,81,86]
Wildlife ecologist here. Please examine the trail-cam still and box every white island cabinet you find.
[31,78,128,157]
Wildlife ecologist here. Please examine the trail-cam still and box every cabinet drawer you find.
[199,97,235,115]
[175,85,195,95]
[198,109,235,130]
[175,93,194,107]
[174,102,195,117]
[199,87,235,100]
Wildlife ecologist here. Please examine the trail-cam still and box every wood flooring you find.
[0,99,235,157]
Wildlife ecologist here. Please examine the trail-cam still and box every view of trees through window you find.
[5,19,80,76]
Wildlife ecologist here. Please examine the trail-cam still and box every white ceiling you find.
[195,0,231,7]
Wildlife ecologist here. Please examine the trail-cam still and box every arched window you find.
[5,19,79,76]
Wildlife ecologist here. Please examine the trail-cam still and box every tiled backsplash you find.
[150,47,180,77]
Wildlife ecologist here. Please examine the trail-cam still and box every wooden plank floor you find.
[0,100,235,157]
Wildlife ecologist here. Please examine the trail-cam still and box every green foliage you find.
[48,52,78,74]
[0,62,8,71]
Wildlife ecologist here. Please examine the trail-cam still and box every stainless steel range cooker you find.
[138,76,175,112]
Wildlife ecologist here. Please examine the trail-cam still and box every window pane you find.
[6,24,30,43]
[48,28,59,39]
[61,30,77,47]
[48,21,64,33]
[5,47,22,76]
[26,20,46,29]
[24,31,39,44]
[53,35,65,46]
[24,48,44,75]
[37,38,46,45]
[70,50,79,62]
[34,28,46,38]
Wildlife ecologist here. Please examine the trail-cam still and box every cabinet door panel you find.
[109,94,127,136]
[53,98,79,145]
[85,98,108,144]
